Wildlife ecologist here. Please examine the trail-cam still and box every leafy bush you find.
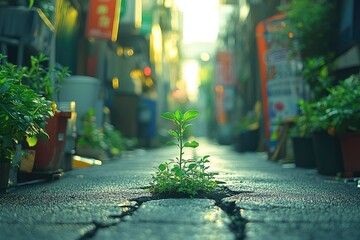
[0,55,54,162]
[290,100,315,137]
[77,109,107,151]
[279,0,337,59]
[299,75,360,135]
[150,110,217,196]
[103,122,126,157]
[301,57,334,100]
[20,53,70,101]
[77,109,128,158]
[318,75,360,133]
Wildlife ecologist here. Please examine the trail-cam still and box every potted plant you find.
[76,109,109,160]
[0,55,54,192]
[20,53,71,174]
[302,74,360,177]
[76,108,129,160]
[316,75,360,177]
[299,99,343,176]
[234,102,261,153]
[289,100,316,168]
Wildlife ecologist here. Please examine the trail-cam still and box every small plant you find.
[296,75,360,135]
[301,56,334,100]
[77,109,107,154]
[150,110,217,197]
[289,100,314,137]
[316,75,360,133]
[77,109,128,159]
[20,53,70,101]
[0,55,54,162]
[103,122,126,157]
[236,101,261,133]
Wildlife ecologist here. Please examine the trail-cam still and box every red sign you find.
[215,51,233,85]
[85,0,120,41]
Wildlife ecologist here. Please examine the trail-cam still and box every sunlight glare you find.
[177,0,219,44]
[183,60,200,101]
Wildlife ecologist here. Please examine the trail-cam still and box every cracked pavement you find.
[1,139,360,239]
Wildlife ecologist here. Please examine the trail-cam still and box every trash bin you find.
[59,75,102,130]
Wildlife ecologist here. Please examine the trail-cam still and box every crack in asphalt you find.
[80,185,248,240]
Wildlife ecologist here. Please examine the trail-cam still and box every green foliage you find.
[77,109,127,158]
[236,101,261,133]
[302,57,334,100]
[290,100,314,137]
[150,110,217,196]
[279,0,337,58]
[103,122,126,156]
[298,75,360,134]
[29,0,35,8]
[0,55,54,162]
[317,75,360,133]
[20,53,70,101]
[77,109,107,151]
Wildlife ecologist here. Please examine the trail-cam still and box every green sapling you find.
[150,110,217,196]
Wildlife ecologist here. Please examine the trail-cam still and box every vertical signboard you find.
[256,13,305,152]
[215,51,235,144]
[215,51,234,124]
[85,0,121,41]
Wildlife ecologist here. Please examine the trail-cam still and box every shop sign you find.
[215,51,235,125]
[86,0,121,41]
[256,13,305,152]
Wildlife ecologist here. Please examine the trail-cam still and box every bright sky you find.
[177,0,219,44]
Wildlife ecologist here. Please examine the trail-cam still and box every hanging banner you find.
[256,13,305,152]
[215,51,235,124]
[214,51,235,144]
[85,0,121,41]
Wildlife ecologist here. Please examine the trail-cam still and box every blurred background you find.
[1,0,359,153]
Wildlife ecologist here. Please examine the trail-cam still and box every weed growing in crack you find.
[150,110,217,197]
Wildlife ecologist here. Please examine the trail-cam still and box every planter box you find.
[291,136,316,168]
[312,131,343,176]
[340,132,360,178]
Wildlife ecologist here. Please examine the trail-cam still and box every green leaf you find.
[166,141,177,146]
[26,135,38,147]
[161,112,175,120]
[158,164,167,171]
[203,155,210,160]
[174,110,183,121]
[175,169,184,177]
[183,110,199,121]
[171,165,180,173]
[183,123,192,131]
[188,163,197,170]
[168,130,178,138]
[0,84,9,94]
[184,140,199,148]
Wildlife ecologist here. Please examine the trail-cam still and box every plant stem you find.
[179,121,183,170]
